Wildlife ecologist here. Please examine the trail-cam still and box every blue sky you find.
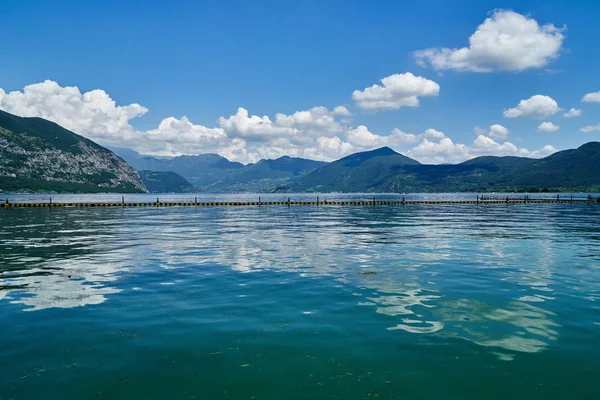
[1,0,599,163]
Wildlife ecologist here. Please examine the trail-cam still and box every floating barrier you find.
[2,195,599,208]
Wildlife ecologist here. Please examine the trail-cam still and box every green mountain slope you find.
[505,142,600,189]
[206,156,327,192]
[0,110,146,193]
[139,170,195,193]
[295,147,420,192]
[294,143,600,193]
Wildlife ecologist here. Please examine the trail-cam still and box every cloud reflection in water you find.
[1,201,599,358]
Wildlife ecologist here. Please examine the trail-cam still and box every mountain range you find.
[115,142,600,193]
[111,147,327,193]
[2,109,600,194]
[294,143,600,193]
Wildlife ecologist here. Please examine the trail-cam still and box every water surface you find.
[1,194,599,399]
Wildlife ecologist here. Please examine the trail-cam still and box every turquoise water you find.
[1,194,600,399]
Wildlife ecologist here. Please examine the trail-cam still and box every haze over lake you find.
[1,194,600,399]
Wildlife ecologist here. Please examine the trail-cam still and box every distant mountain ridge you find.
[112,148,326,192]
[111,147,244,188]
[0,110,146,193]
[139,170,194,193]
[295,143,600,193]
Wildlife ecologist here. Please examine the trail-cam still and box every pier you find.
[2,195,599,208]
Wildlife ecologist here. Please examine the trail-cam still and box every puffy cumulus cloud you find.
[274,106,345,135]
[352,72,439,111]
[581,124,600,133]
[303,136,355,161]
[537,121,559,133]
[407,135,557,164]
[332,105,352,116]
[142,105,358,162]
[218,107,294,141]
[146,116,226,142]
[218,106,350,146]
[0,80,560,165]
[0,81,362,163]
[0,80,148,141]
[346,125,421,148]
[563,108,582,118]
[132,116,229,156]
[582,91,600,103]
[344,126,449,153]
[413,10,565,72]
[475,124,509,139]
[423,128,446,141]
[488,124,509,139]
[408,138,471,164]
[504,95,560,118]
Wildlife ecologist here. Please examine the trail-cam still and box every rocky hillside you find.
[0,110,146,193]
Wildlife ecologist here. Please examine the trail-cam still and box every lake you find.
[1,193,600,399]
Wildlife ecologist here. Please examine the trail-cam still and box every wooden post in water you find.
[258,197,261,206]
[288,197,291,207]
[195,196,197,206]
[317,196,319,206]
[122,196,124,206]
[477,195,479,205]
[557,194,560,201]
[157,197,159,207]
[402,197,405,205]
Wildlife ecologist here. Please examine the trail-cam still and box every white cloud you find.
[346,125,421,148]
[332,105,352,116]
[274,106,344,135]
[504,95,560,118]
[137,116,229,156]
[0,81,361,163]
[537,121,559,132]
[582,91,600,103]
[218,107,294,141]
[475,124,509,139]
[413,10,565,72]
[408,138,471,164]
[563,108,582,118]
[423,128,447,141]
[352,72,440,110]
[0,80,148,141]
[0,80,560,165]
[581,124,600,133]
[489,124,509,139]
[407,135,557,164]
